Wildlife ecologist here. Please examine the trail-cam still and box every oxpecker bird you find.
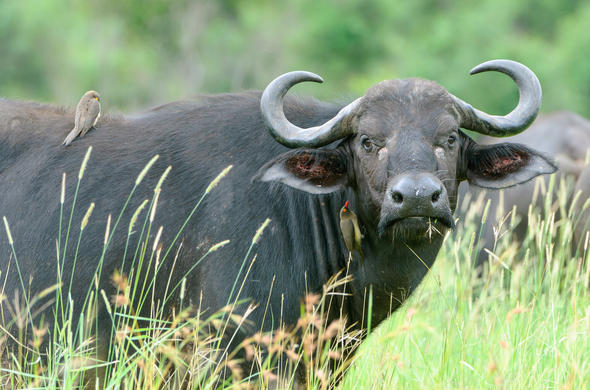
[63,90,101,146]
[339,200,364,260]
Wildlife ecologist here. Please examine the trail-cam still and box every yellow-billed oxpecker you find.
[63,90,101,146]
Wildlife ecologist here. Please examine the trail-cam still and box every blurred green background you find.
[1,0,589,117]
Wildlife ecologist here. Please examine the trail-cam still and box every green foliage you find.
[1,4,589,387]
[343,176,590,389]
[2,162,589,388]
[0,0,589,117]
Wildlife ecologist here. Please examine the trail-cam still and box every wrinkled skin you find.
[350,80,459,232]
[0,75,554,385]
[257,78,555,326]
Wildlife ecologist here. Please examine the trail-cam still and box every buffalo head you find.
[257,60,556,244]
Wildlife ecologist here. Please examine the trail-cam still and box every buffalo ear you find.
[255,149,349,194]
[463,141,557,189]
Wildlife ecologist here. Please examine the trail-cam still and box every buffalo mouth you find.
[377,213,455,238]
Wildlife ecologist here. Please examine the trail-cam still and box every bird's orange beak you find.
[344,200,349,210]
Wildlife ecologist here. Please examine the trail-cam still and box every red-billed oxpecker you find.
[340,200,364,260]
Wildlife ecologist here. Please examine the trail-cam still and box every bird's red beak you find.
[344,200,349,210]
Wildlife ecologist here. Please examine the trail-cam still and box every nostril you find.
[392,191,403,204]
[431,189,441,203]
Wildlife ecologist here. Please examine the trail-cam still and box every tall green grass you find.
[343,177,590,389]
[0,154,589,389]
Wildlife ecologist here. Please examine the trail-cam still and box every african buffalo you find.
[457,111,590,265]
[0,60,554,383]
[574,163,590,248]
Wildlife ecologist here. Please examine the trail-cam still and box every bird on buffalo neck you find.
[63,90,101,146]
[339,201,364,260]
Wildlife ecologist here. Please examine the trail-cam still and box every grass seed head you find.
[152,225,163,252]
[244,343,256,360]
[262,370,278,382]
[304,293,320,313]
[506,306,526,323]
[225,359,243,380]
[78,146,92,179]
[155,165,172,192]
[205,164,233,194]
[322,319,344,340]
[286,349,299,362]
[135,154,159,185]
[115,327,131,344]
[3,216,13,245]
[111,270,128,290]
[252,218,271,245]
[150,189,161,223]
[129,199,149,233]
[112,293,129,308]
[80,202,95,231]
[327,350,341,360]
[208,239,230,253]
[28,325,48,349]
[60,172,66,204]
[104,213,112,245]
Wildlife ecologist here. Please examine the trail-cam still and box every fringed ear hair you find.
[464,142,556,189]
[255,148,349,194]
[471,144,531,180]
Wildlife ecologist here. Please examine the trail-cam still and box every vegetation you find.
[0,154,588,388]
[1,0,590,118]
[1,1,589,388]
[343,177,590,389]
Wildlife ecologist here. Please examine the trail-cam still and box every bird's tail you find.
[63,128,77,146]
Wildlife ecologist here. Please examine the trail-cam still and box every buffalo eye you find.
[447,134,457,148]
[360,135,374,152]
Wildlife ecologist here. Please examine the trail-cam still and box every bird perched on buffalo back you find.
[63,90,101,146]
[339,200,364,260]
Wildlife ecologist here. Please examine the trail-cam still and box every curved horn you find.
[260,71,361,148]
[452,59,542,137]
